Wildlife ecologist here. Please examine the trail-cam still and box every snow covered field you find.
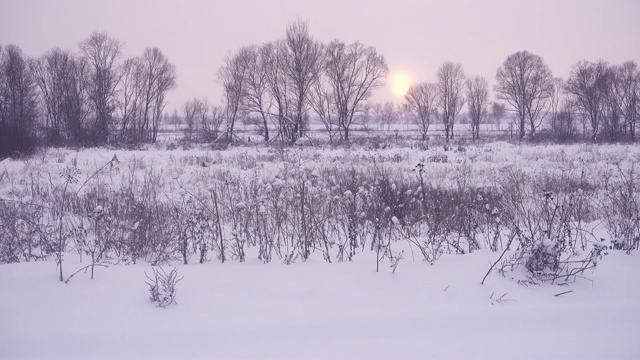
[1,249,639,359]
[1,142,639,359]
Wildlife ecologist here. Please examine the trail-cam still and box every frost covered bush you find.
[2,144,638,287]
[144,266,183,308]
[497,169,608,284]
[399,162,505,263]
[602,165,640,253]
[0,201,52,263]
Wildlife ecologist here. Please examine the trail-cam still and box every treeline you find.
[206,19,387,144]
[405,52,639,143]
[2,21,640,158]
[0,33,176,158]
[194,22,639,145]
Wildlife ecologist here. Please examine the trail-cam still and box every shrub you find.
[144,267,183,308]
[602,165,640,253]
[497,169,608,284]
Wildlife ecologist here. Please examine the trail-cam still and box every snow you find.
[1,250,639,359]
[1,142,640,358]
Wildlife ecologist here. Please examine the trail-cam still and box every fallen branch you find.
[65,264,109,284]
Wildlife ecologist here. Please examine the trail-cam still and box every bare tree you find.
[218,50,245,143]
[465,76,489,141]
[31,48,89,144]
[323,40,387,142]
[549,77,565,131]
[182,98,218,142]
[436,62,466,142]
[357,102,376,131]
[79,32,123,144]
[603,67,623,140]
[0,45,39,157]
[262,41,293,143]
[565,60,610,140]
[203,104,225,142]
[613,61,639,141]
[309,70,338,141]
[405,83,437,141]
[115,49,175,144]
[139,47,176,142]
[495,51,554,140]
[116,57,143,143]
[490,102,506,131]
[283,19,323,143]
[182,98,202,142]
[547,78,578,139]
[237,45,272,142]
[169,108,181,130]
[374,102,397,131]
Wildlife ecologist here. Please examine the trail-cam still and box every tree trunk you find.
[262,114,269,142]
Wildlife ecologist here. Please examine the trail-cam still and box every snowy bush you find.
[602,165,640,253]
[1,143,638,287]
[0,201,51,263]
[496,169,608,284]
[144,266,183,308]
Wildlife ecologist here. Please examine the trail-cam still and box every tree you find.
[237,45,272,142]
[548,78,578,139]
[490,102,506,131]
[613,61,639,141]
[169,108,181,130]
[181,98,218,142]
[465,76,489,141]
[114,48,175,144]
[322,40,388,142]
[139,47,176,142]
[182,98,203,142]
[203,105,225,142]
[495,51,554,140]
[373,102,397,131]
[565,60,610,140]
[116,57,143,143]
[79,32,123,145]
[549,77,565,132]
[603,66,622,140]
[405,82,437,141]
[31,48,89,145]
[262,41,293,143]
[436,62,466,142]
[218,50,245,143]
[0,44,39,157]
[309,68,338,141]
[283,19,323,143]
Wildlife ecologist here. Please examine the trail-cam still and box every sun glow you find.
[391,73,411,98]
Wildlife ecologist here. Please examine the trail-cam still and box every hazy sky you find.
[2,0,639,113]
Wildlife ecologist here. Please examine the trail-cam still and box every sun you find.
[391,73,411,98]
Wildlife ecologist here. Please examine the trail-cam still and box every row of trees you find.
[0,32,176,157]
[189,20,495,145]
[207,19,388,144]
[405,51,640,142]
[3,25,639,157]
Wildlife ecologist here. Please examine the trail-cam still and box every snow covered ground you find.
[1,142,639,359]
[1,249,639,359]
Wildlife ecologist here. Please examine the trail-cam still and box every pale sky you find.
[2,0,639,113]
